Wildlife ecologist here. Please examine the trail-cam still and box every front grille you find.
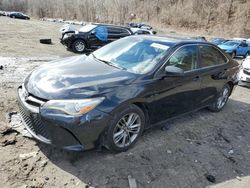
[18,86,51,143]
[19,102,51,142]
[243,69,250,75]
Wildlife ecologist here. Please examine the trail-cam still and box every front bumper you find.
[60,34,72,48]
[239,69,250,82]
[17,86,112,151]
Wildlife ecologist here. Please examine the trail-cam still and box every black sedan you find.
[9,12,30,20]
[18,36,240,152]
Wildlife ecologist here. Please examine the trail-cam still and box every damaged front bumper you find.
[17,85,111,151]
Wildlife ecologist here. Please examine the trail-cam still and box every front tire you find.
[72,40,86,53]
[105,104,145,152]
[207,84,231,112]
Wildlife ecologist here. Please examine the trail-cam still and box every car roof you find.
[91,23,131,30]
[129,35,213,47]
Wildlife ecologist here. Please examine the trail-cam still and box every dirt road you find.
[0,17,250,188]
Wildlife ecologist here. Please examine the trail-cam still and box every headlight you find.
[64,33,74,38]
[42,97,105,116]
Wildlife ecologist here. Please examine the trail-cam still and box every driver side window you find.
[168,45,198,71]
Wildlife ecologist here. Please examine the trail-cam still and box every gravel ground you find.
[0,16,250,188]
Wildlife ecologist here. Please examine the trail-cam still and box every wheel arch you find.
[71,36,88,47]
[133,102,150,128]
[226,81,234,96]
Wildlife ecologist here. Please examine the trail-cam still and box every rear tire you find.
[72,40,86,53]
[104,104,145,152]
[231,51,236,58]
[244,52,249,58]
[207,84,231,112]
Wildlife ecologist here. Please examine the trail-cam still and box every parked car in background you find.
[191,36,207,42]
[233,38,248,42]
[61,23,133,53]
[239,56,250,87]
[9,12,30,20]
[218,40,250,58]
[130,27,156,35]
[127,22,152,30]
[18,36,239,152]
[211,38,228,45]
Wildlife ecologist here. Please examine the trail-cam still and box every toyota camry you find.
[18,36,240,152]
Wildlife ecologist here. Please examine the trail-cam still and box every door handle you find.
[193,76,200,81]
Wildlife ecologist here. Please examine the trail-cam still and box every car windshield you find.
[79,24,97,32]
[92,37,170,74]
[223,41,240,46]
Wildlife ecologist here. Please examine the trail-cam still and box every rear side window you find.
[199,45,227,67]
[167,45,198,71]
[108,27,130,34]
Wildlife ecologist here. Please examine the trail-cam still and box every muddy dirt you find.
[0,17,250,188]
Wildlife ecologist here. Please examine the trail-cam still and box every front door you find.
[148,45,202,124]
[88,26,108,50]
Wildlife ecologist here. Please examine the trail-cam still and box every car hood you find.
[25,55,137,100]
[218,44,236,51]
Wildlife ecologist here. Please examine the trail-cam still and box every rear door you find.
[198,45,229,107]
[148,45,202,124]
[107,27,131,43]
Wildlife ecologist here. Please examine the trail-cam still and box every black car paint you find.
[9,12,30,20]
[19,37,239,151]
[61,24,133,52]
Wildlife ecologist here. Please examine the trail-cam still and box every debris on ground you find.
[19,151,38,161]
[217,128,231,143]
[0,121,18,146]
[161,125,169,131]
[167,150,172,154]
[0,133,17,146]
[19,184,28,188]
[40,38,52,44]
[39,160,48,168]
[205,174,216,183]
[0,122,17,135]
[0,65,3,70]
[128,175,137,188]
[7,112,32,138]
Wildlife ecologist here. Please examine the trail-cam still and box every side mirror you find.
[165,66,184,76]
[90,30,96,35]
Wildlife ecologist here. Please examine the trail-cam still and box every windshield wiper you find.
[92,54,126,70]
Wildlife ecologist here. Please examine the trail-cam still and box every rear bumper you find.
[17,86,112,151]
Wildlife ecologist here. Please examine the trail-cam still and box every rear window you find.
[199,45,228,67]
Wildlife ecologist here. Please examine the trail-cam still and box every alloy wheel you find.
[217,87,229,109]
[75,41,85,52]
[113,113,141,148]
